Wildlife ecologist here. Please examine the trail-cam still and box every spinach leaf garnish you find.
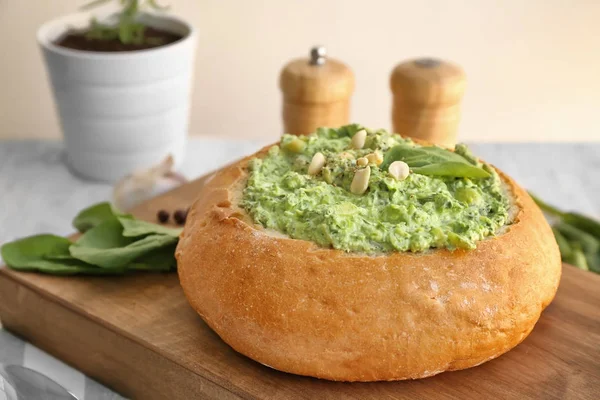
[382,144,491,179]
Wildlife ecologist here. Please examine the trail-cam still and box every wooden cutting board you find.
[0,174,599,400]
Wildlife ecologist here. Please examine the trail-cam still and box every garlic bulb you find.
[113,155,187,211]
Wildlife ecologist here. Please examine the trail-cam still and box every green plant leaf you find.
[528,192,566,218]
[80,0,113,10]
[562,214,600,240]
[454,143,479,166]
[118,217,182,238]
[129,243,177,271]
[315,124,364,139]
[411,162,491,179]
[129,0,139,15]
[46,249,175,273]
[532,193,600,275]
[71,234,177,268]
[45,253,78,261]
[564,243,589,271]
[554,222,600,255]
[131,23,146,45]
[2,234,71,267]
[382,144,491,178]
[70,219,177,268]
[586,251,600,274]
[73,202,130,233]
[85,22,120,41]
[146,0,170,10]
[530,192,600,239]
[119,23,134,44]
[82,0,170,46]
[74,218,135,249]
[551,227,572,258]
[1,234,124,275]
[383,145,465,166]
[2,201,180,275]
[73,202,115,233]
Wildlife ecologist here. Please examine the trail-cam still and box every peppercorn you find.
[173,209,188,225]
[157,210,170,223]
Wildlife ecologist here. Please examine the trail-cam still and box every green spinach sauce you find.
[241,125,511,253]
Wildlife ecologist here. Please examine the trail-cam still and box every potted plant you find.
[37,0,197,182]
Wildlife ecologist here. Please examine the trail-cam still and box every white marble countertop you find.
[0,138,599,399]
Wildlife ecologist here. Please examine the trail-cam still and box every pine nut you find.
[356,157,368,167]
[366,152,383,166]
[308,152,326,175]
[340,151,354,159]
[351,166,371,195]
[351,129,367,149]
[388,161,410,181]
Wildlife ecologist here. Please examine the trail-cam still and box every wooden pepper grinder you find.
[280,46,355,136]
[390,58,466,148]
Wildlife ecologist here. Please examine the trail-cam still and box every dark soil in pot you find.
[55,27,183,52]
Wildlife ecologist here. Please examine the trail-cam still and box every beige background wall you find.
[0,0,598,142]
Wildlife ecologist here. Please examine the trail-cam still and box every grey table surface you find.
[0,138,599,399]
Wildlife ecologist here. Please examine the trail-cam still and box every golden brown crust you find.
[176,144,562,382]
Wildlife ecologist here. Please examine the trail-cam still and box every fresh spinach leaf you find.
[118,217,182,238]
[14,259,126,275]
[2,201,182,275]
[454,143,480,166]
[45,253,79,261]
[0,234,124,275]
[70,234,176,269]
[129,243,178,271]
[2,234,71,262]
[316,124,364,139]
[70,219,177,268]
[411,162,491,179]
[382,144,491,178]
[47,248,176,273]
[2,234,71,268]
[72,202,131,233]
[74,218,136,250]
[383,145,468,167]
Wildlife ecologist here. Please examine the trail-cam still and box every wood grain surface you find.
[0,175,599,399]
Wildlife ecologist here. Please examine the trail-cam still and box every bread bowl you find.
[176,125,561,381]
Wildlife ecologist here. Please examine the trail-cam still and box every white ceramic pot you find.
[37,12,197,182]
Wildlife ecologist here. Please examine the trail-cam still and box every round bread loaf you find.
[176,144,561,381]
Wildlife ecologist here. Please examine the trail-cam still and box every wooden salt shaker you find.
[390,58,466,148]
[280,46,355,136]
